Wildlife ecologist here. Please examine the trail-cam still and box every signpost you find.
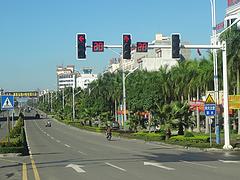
[1,95,14,143]
[204,94,216,146]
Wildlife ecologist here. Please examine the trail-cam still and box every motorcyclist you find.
[106,126,112,140]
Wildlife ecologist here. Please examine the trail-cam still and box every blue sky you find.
[0,0,227,91]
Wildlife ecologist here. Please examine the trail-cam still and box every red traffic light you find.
[123,35,130,43]
[76,33,86,59]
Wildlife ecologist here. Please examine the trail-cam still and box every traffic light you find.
[171,34,180,58]
[123,34,131,59]
[76,33,86,59]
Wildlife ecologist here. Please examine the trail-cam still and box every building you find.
[213,0,240,44]
[107,33,191,73]
[76,68,98,90]
[57,65,97,90]
[56,65,76,89]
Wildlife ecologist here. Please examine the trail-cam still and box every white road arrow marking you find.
[66,164,86,173]
[219,160,240,163]
[144,162,175,171]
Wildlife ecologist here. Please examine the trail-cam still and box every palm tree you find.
[220,26,240,134]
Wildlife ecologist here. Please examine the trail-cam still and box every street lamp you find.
[122,62,138,130]
[219,17,240,150]
[210,0,220,144]
[73,88,82,120]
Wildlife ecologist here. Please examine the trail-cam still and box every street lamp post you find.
[122,59,127,130]
[210,0,220,144]
[72,86,75,120]
[122,61,138,131]
[222,41,232,149]
[50,91,53,113]
[62,87,65,110]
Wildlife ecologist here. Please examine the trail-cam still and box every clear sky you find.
[0,0,227,91]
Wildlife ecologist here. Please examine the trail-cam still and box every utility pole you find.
[62,88,65,110]
[210,0,220,144]
[72,86,75,120]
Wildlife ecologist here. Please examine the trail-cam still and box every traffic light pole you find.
[122,59,127,131]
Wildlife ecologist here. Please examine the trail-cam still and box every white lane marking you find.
[51,137,54,140]
[66,164,86,173]
[65,144,71,148]
[144,162,175,171]
[56,140,61,143]
[105,162,126,172]
[180,160,217,168]
[46,134,50,136]
[78,151,87,155]
[219,160,240,163]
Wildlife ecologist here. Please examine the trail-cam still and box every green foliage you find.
[10,117,24,138]
[184,131,194,137]
[0,137,22,147]
[133,132,166,141]
[169,135,210,143]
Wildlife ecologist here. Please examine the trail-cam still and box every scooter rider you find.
[106,126,112,140]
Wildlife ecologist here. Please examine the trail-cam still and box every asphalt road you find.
[24,114,240,180]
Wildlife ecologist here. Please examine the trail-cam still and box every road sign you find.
[204,104,216,116]
[204,94,216,116]
[205,94,215,104]
[1,95,14,110]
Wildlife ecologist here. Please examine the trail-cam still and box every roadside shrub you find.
[169,135,210,143]
[0,137,22,147]
[10,117,24,138]
[133,132,165,141]
[184,131,194,137]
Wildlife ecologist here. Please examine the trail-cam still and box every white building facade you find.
[76,68,97,90]
[57,65,76,89]
[57,66,97,90]
[213,0,240,44]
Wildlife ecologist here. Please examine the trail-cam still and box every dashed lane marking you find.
[65,144,71,148]
[78,151,88,155]
[105,162,126,172]
[180,160,217,168]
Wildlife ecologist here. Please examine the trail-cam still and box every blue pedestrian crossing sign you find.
[1,95,14,110]
[204,94,216,116]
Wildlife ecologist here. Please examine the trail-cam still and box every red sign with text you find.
[92,41,104,52]
[136,42,148,52]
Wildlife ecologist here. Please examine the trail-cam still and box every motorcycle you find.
[106,132,112,141]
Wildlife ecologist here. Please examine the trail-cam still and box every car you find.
[45,121,51,127]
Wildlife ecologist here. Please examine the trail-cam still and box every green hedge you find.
[67,121,104,133]
[133,132,166,141]
[169,135,210,143]
[0,146,24,154]
[0,123,29,155]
